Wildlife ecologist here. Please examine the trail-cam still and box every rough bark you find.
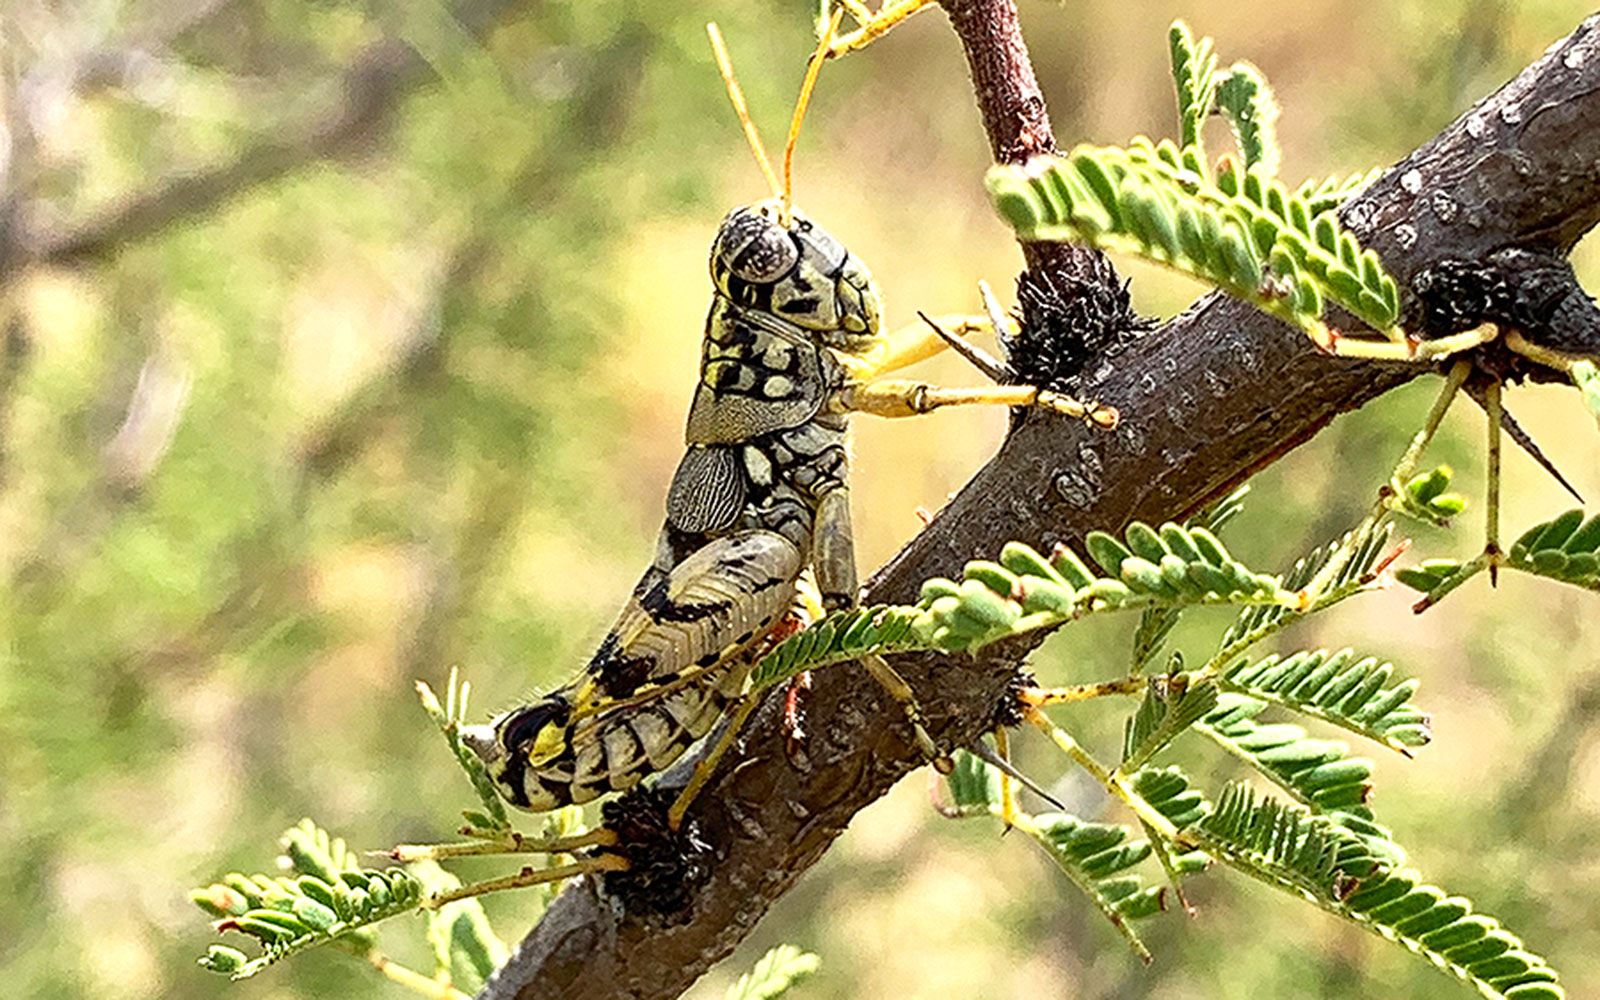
[480,9,1600,1000]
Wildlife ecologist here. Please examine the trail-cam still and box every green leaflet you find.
[1121,677,1220,772]
[1507,509,1600,589]
[750,605,924,690]
[1219,521,1392,654]
[909,523,1293,656]
[1215,61,1280,175]
[420,671,510,832]
[724,945,821,1000]
[1131,486,1253,674]
[985,21,1402,348]
[1028,812,1166,961]
[1169,20,1217,153]
[1399,464,1469,524]
[1194,786,1565,999]
[1400,509,1600,599]
[1194,694,1399,861]
[1219,649,1431,752]
[191,821,427,980]
[1572,360,1600,427]
[946,754,1205,961]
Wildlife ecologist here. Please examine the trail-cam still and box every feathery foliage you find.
[191,821,429,980]
[748,518,1301,676]
[418,670,511,833]
[723,945,822,1000]
[1121,675,1220,773]
[1399,509,1600,601]
[941,752,1205,961]
[1131,485,1251,674]
[1218,648,1432,753]
[1398,464,1471,525]
[918,521,1294,651]
[1507,510,1600,588]
[1168,20,1218,153]
[1193,694,1396,852]
[1214,61,1280,175]
[750,604,924,690]
[1217,520,1391,657]
[1574,361,1600,426]
[985,20,1399,349]
[1194,786,1565,1000]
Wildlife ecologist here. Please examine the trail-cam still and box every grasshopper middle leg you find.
[815,485,948,768]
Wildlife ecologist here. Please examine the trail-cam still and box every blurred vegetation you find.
[1,1,1597,999]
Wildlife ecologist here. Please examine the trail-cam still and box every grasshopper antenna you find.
[707,22,782,201]
[781,8,844,225]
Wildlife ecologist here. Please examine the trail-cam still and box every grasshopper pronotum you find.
[461,15,1115,832]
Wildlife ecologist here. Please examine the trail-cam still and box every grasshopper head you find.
[461,695,574,811]
[709,200,882,354]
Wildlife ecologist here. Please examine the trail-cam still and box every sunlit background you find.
[2,2,1598,998]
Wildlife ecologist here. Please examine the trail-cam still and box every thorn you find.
[965,739,1065,809]
[1465,387,1585,503]
[916,310,1010,383]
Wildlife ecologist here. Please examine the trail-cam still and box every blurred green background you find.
[2,1,1598,998]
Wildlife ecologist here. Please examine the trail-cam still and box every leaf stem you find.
[366,950,472,1000]
[1024,708,1185,843]
[390,826,617,863]
[425,855,629,909]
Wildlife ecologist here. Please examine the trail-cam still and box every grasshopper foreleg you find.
[837,379,1119,426]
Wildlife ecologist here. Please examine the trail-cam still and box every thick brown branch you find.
[481,12,1600,1000]
[940,0,1109,286]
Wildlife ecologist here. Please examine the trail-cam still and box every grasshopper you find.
[461,18,1116,828]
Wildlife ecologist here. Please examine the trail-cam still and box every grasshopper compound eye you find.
[713,205,800,284]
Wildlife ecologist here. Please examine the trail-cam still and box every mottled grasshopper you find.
[462,19,1115,826]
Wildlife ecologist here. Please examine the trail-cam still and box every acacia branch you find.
[480,10,1600,1000]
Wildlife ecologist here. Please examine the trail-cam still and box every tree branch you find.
[480,11,1600,1000]
[3,0,528,276]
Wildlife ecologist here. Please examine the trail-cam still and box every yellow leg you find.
[841,312,1006,379]
[859,652,951,771]
[839,378,1119,427]
[826,0,937,57]
[667,694,762,831]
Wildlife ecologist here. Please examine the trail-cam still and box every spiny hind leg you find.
[667,693,763,831]
[814,488,947,768]
[664,591,822,829]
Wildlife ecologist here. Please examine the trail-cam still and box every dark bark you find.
[480,10,1600,1000]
